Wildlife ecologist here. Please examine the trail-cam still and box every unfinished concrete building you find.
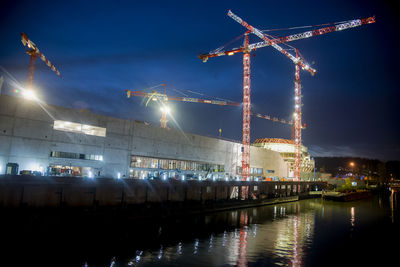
[1,94,293,180]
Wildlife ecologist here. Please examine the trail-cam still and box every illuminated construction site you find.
[0,12,375,182]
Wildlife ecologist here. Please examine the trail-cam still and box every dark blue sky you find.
[1,0,399,161]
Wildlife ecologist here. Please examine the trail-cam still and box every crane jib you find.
[182,97,200,103]
[181,97,228,105]
[201,16,375,58]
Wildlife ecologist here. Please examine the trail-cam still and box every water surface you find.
[2,192,399,266]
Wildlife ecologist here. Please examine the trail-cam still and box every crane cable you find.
[210,32,247,54]
[173,87,237,103]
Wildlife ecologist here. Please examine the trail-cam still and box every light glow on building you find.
[254,138,315,179]
[53,120,106,137]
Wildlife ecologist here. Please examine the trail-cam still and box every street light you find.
[349,162,355,177]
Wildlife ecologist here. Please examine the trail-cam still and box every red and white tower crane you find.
[199,11,375,181]
[20,33,61,89]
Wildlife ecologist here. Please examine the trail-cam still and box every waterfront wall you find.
[0,175,327,208]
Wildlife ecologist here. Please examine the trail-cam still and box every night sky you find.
[0,0,399,161]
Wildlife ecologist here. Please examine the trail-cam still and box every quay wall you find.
[0,175,327,209]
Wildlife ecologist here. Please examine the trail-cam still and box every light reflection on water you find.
[110,200,320,267]
[84,193,400,267]
[4,194,398,267]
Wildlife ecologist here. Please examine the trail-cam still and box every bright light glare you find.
[22,89,37,100]
[117,172,121,179]
[160,106,171,114]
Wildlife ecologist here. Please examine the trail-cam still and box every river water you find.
[2,192,399,266]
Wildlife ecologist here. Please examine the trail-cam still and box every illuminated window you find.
[50,151,103,161]
[53,120,106,137]
[249,167,263,175]
[130,155,224,172]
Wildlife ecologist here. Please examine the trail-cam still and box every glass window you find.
[50,151,103,161]
[53,120,106,137]
[129,155,224,175]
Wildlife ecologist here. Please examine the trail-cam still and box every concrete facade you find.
[0,95,288,179]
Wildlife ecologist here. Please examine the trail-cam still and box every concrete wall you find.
[0,95,287,178]
[0,175,327,208]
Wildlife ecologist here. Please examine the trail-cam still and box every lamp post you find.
[350,162,355,177]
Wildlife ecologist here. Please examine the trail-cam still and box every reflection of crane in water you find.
[237,209,249,267]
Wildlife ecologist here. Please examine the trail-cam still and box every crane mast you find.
[294,49,302,181]
[242,33,251,181]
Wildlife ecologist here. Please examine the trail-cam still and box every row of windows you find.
[53,120,106,137]
[236,167,274,175]
[50,151,103,161]
[130,156,224,172]
[281,152,296,158]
